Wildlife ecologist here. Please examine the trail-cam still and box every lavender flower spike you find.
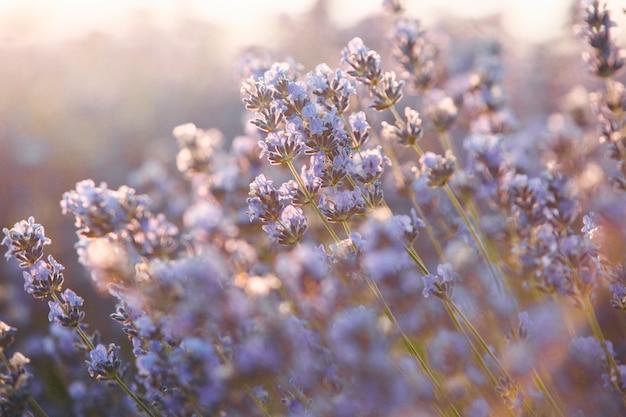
[2,216,51,268]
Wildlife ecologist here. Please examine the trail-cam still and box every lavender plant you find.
[3,1,626,416]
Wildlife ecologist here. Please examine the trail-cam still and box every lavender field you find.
[3,0,626,416]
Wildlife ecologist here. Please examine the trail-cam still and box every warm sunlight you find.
[0,0,583,46]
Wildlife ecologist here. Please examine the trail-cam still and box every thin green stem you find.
[443,299,531,416]
[531,369,565,417]
[404,243,430,275]
[114,374,160,417]
[27,397,51,417]
[447,300,505,374]
[0,349,10,369]
[245,386,273,417]
[364,278,462,417]
[443,183,505,294]
[410,142,505,294]
[582,296,626,400]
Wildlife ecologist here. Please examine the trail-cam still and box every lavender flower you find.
[247,174,286,222]
[419,150,456,187]
[422,263,459,299]
[319,188,367,222]
[389,18,438,91]
[258,130,304,165]
[262,204,308,245]
[382,106,423,145]
[0,351,32,417]
[578,0,626,78]
[0,322,17,349]
[2,217,50,268]
[350,146,391,184]
[47,289,85,327]
[85,343,122,381]
[341,37,382,85]
[307,64,356,113]
[7,2,626,416]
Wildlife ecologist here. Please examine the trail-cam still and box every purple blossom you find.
[341,37,383,85]
[247,174,285,222]
[262,205,308,245]
[47,289,85,327]
[382,106,423,145]
[419,150,456,187]
[350,146,391,184]
[391,208,424,244]
[0,321,17,349]
[258,130,303,165]
[348,111,370,148]
[2,216,51,267]
[570,336,615,367]
[85,343,122,381]
[319,188,366,222]
[422,263,458,299]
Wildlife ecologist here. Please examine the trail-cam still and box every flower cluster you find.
[4,1,626,416]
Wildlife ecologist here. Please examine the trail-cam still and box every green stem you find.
[27,397,51,417]
[444,299,530,416]
[364,278,461,416]
[114,374,160,417]
[335,204,458,415]
[245,386,273,417]
[443,183,505,295]
[582,296,626,398]
[531,369,565,417]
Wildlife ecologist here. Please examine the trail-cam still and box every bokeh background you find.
[1,0,625,381]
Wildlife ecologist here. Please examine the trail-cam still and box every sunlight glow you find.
[0,0,585,47]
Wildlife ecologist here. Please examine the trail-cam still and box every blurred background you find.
[0,0,625,363]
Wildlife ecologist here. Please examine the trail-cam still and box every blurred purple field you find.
[2,1,626,416]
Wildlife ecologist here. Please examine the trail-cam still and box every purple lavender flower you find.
[0,350,33,417]
[307,64,356,113]
[173,123,223,176]
[0,321,17,349]
[2,216,51,268]
[382,106,423,145]
[85,343,122,381]
[422,263,459,299]
[21,255,64,299]
[60,180,138,237]
[303,111,349,156]
[350,146,391,184]
[47,289,85,327]
[341,37,382,85]
[392,208,425,244]
[258,130,304,165]
[578,0,626,78]
[262,205,308,245]
[419,150,456,187]
[348,111,370,148]
[426,89,459,132]
[571,336,615,368]
[388,18,438,91]
[319,188,367,222]
[247,174,286,222]
[370,71,405,110]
